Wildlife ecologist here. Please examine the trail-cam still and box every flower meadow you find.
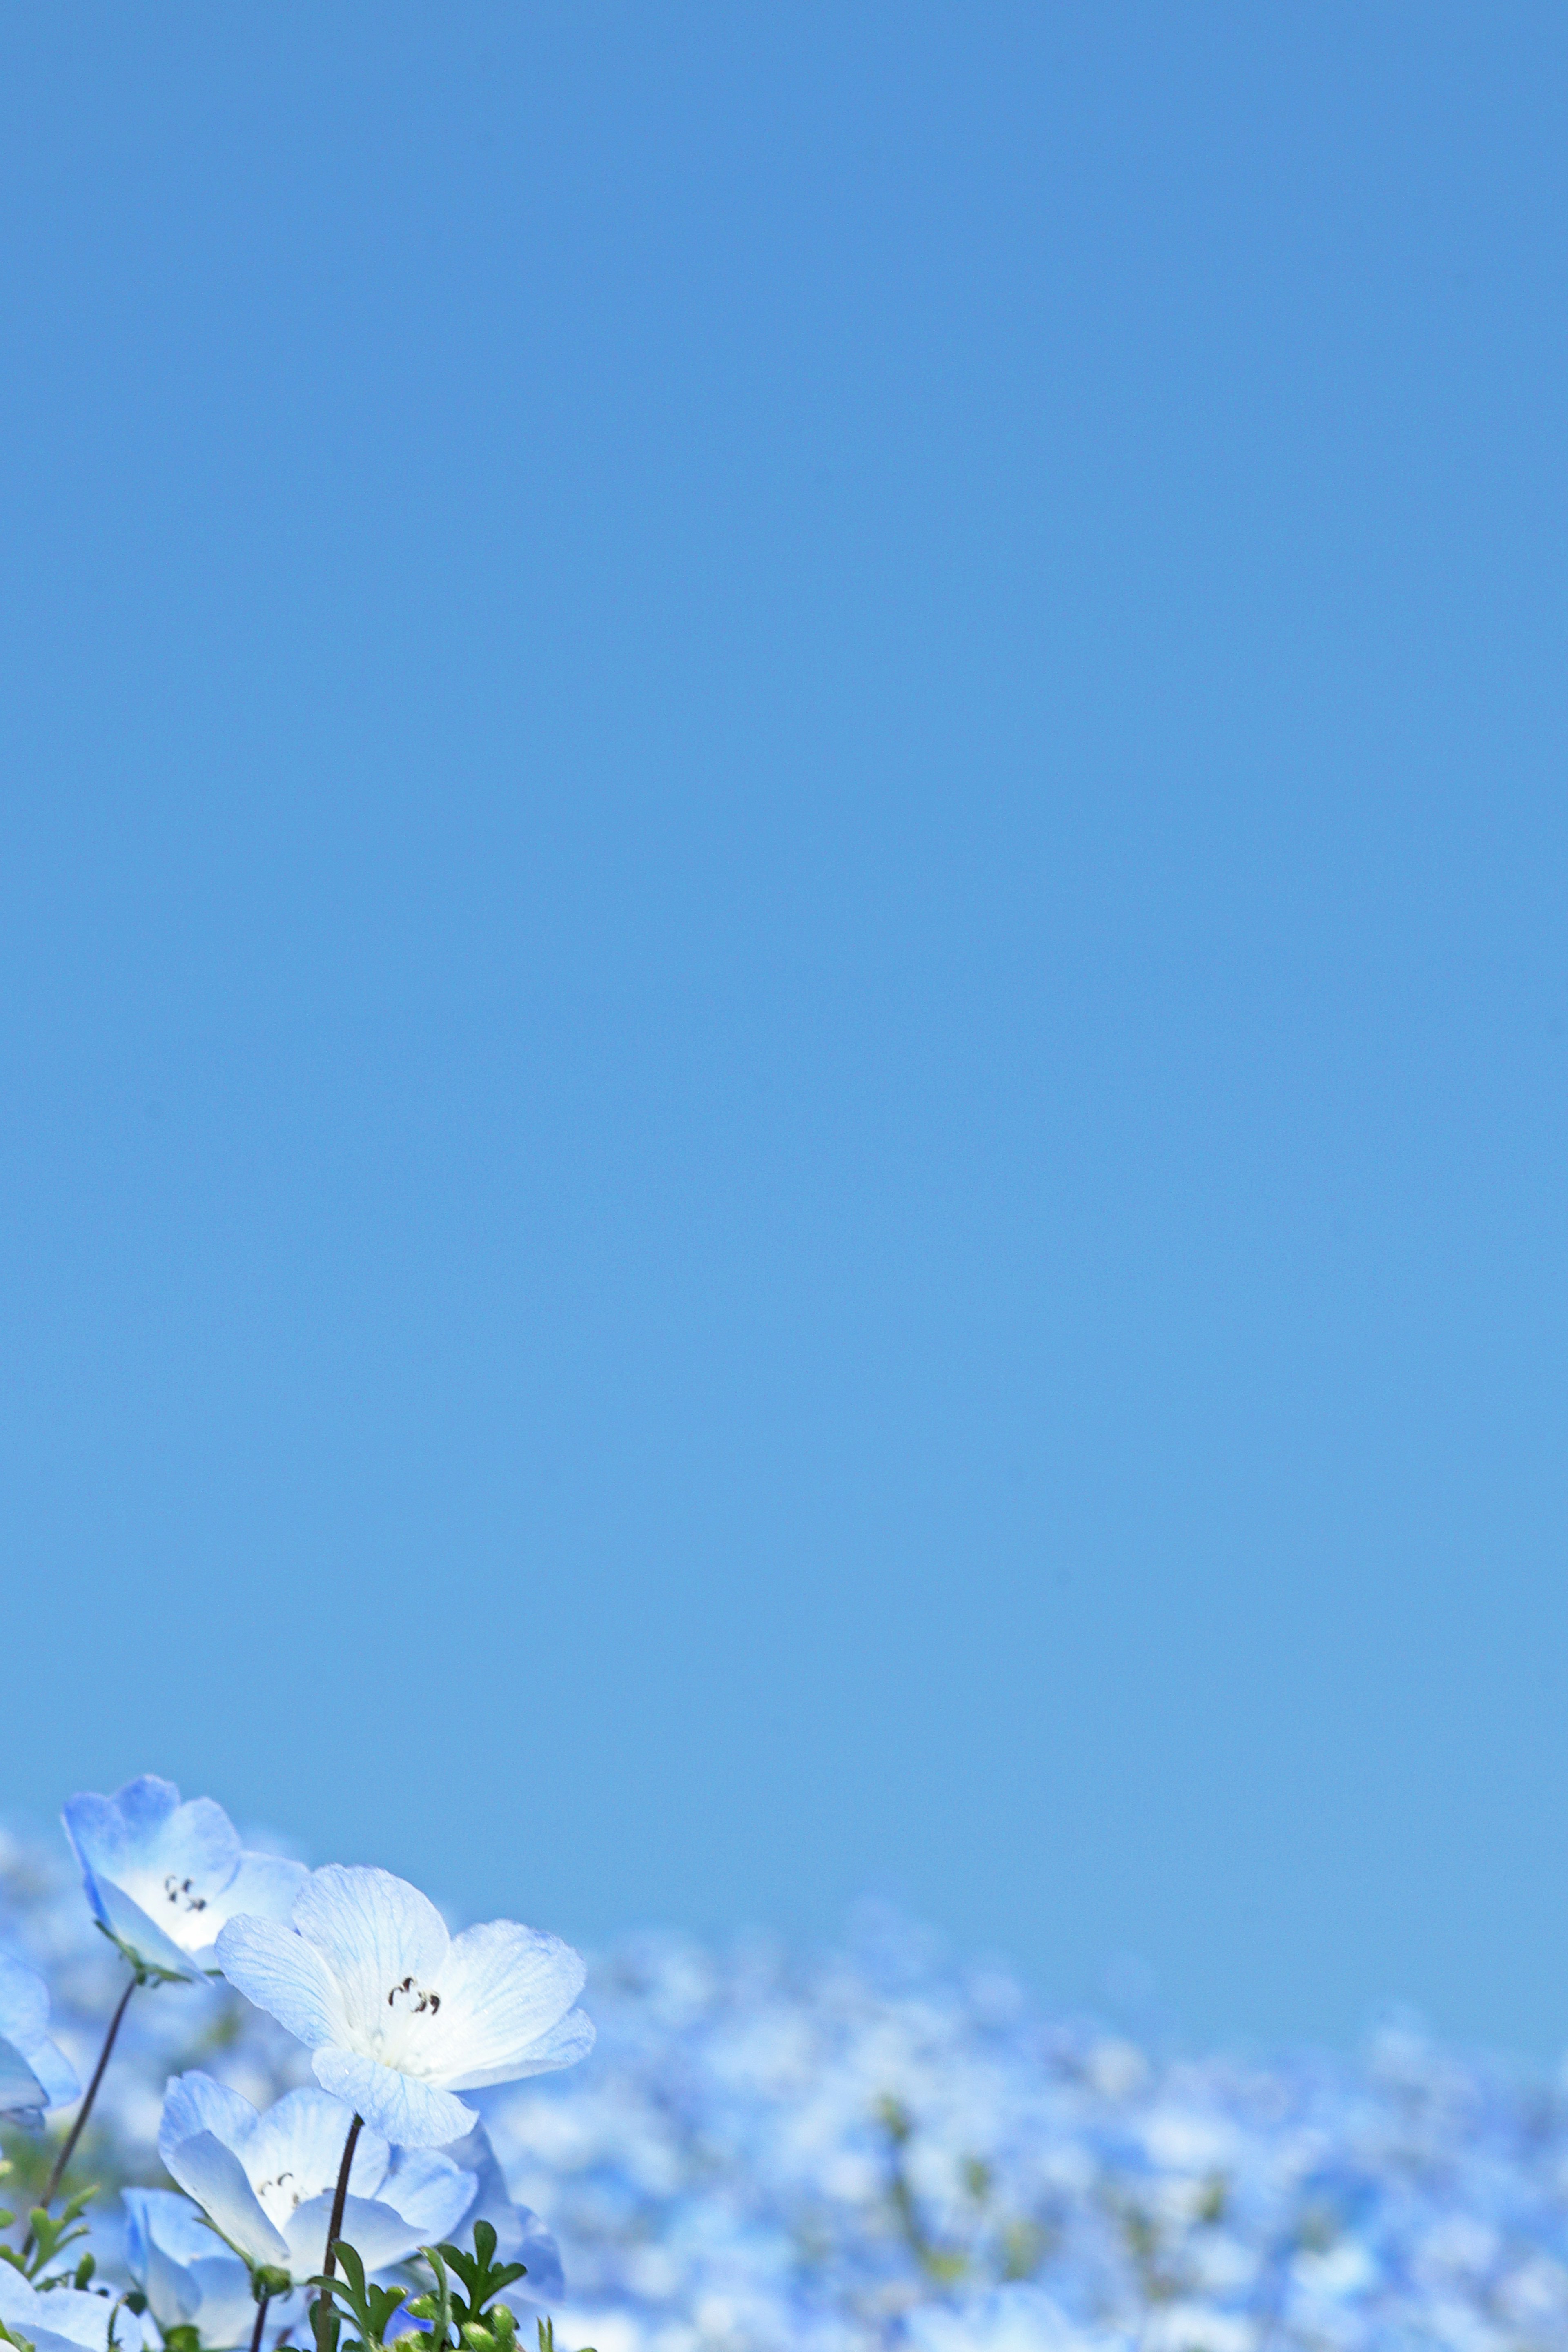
[5,1786,1568,2352]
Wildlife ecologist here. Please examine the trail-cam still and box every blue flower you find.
[158,2071,477,2280]
[0,1948,79,2119]
[122,2189,258,2350]
[0,2268,147,2352]
[62,1776,307,1982]
[214,1866,594,2148]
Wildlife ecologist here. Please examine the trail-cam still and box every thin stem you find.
[25,1973,137,2243]
[249,2296,272,2352]
[312,2112,363,2352]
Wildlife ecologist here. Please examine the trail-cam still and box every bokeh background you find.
[3,3,1566,2054]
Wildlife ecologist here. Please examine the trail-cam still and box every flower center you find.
[163,1874,209,1913]
[253,2169,303,2226]
[386,1973,441,2017]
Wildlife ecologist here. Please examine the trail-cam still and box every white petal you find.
[215,1915,346,2049]
[311,2047,476,2148]
[165,2130,290,2267]
[445,2004,595,2092]
[292,1867,450,2038]
[159,2073,260,2169]
[421,1923,585,2090]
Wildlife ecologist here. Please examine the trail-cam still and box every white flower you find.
[215,1865,593,2147]
[158,2072,477,2278]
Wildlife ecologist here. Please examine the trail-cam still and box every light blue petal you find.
[292,1867,450,2029]
[159,2071,261,2169]
[184,2255,265,2351]
[245,2084,389,2205]
[429,1925,585,2090]
[125,2186,223,2270]
[28,2289,140,2352]
[203,1851,310,1938]
[0,2031,49,2115]
[165,2129,290,2268]
[283,2189,440,2277]
[493,2207,565,2314]
[122,2189,202,2328]
[0,1953,78,2107]
[378,2146,477,2242]
[215,1915,345,2049]
[311,2047,476,2148]
[0,2265,45,2331]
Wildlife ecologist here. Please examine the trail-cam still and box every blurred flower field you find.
[5,1826,1568,2352]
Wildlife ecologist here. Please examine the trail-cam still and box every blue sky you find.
[3,3,1567,2051]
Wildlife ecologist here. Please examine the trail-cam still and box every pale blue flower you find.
[0,1948,79,2118]
[215,1866,593,2148]
[121,2189,258,2350]
[158,2071,477,2279]
[62,1777,307,1982]
[0,2267,147,2352]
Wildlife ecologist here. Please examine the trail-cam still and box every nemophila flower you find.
[63,1777,306,1982]
[121,2189,257,2350]
[158,2072,477,2279]
[215,1866,594,2147]
[0,1949,79,2119]
[0,2269,147,2352]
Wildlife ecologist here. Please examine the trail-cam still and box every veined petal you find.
[26,2289,144,2352]
[446,2004,595,2091]
[216,1914,346,2049]
[311,2046,476,2148]
[165,2130,290,2268]
[419,1922,584,2089]
[124,2187,225,2270]
[245,2085,390,2207]
[292,1866,450,2037]
[159,2072,260,2169]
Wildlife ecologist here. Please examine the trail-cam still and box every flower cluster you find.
[8,1799,1568,2352]
[0,1780,593,2352]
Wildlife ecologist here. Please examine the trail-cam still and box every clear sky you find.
[3,4,1566,2054]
